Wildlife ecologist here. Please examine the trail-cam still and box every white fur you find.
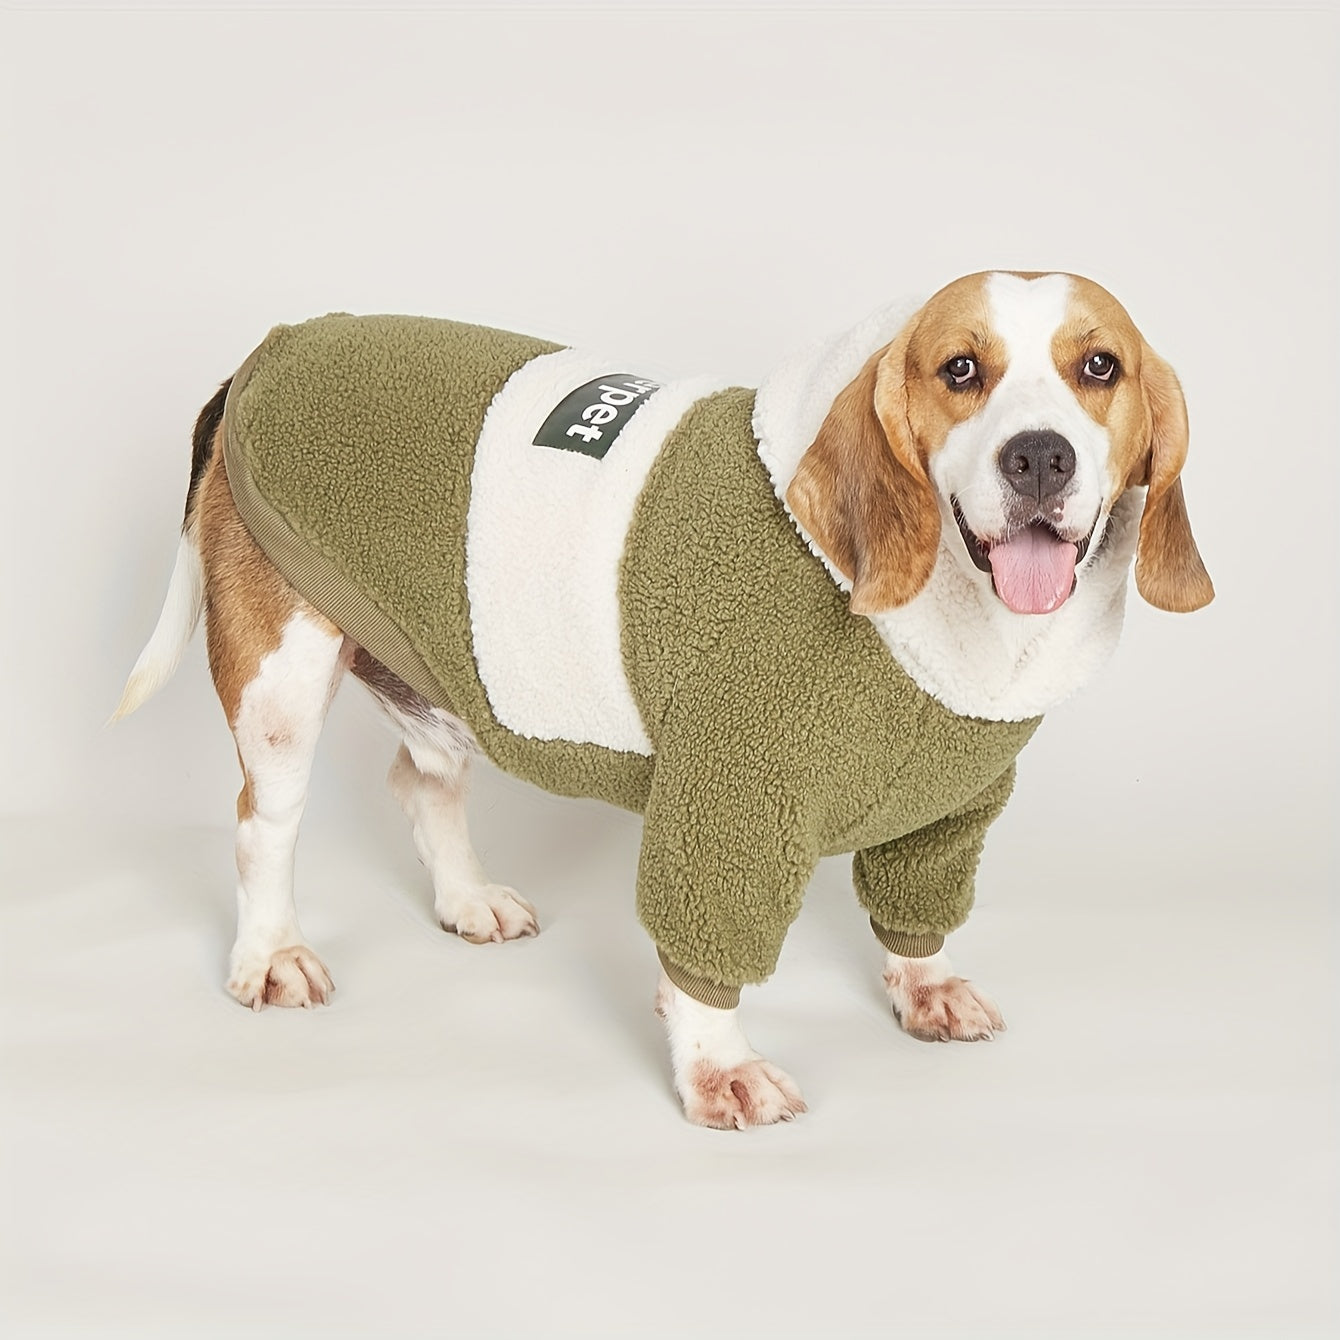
[655,975,806,1128]
[350,669,535,943]
[227,611,348,1009]
[466,348,730,754]
[227,615,536,1004]
[387,744,537,943]
[753,275,1137,722]
[869,495,1136,721]
[388,701,479,784]
[933,274,1109,548]
[111,529,204,721]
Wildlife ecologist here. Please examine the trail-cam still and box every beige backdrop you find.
[2,2,1335,1337]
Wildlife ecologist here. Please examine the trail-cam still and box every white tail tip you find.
[111,531,204,723]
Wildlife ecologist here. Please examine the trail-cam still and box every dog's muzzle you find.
[954,495,1097,617]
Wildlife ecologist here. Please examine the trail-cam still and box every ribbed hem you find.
[870,919,944,958]
[657,951,741,1010]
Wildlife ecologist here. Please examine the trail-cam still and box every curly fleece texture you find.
[223,315,1039,1001]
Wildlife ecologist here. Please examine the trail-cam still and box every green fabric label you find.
[532,374,661,458]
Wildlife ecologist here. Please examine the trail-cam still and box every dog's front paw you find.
[656,974,807,1128]
[228,945,334,1011]
[437,883,539,944]
[883,950,1004,1042]
[679,1059,807,1130]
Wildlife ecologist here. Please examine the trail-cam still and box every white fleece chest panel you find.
[466,347,731,754]
[753,299,1136,721]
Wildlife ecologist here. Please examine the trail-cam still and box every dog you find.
[116,271,1212,1129]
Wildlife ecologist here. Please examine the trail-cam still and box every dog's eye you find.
[943,356,978,388]
[1083,352,1119,384]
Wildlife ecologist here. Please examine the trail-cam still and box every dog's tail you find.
[111,380,230,723]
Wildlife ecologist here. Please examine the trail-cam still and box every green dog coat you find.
[221,314,1040,1008]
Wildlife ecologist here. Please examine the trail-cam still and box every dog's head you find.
[787,272,1213,616]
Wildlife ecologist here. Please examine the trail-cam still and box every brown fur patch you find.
[787,331,941,613]
[350,647,435,721]
[788,273,1025,613]
[1050,275,1155,484]
[901,273,1009,438]
[192,416,340,723]
[184,379,231,526]
[1131,348,1214,612]
[1049,278,1212,611]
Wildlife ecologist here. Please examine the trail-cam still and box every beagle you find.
[117,271,1211,1128]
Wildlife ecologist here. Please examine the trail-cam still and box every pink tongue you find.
[988,527,1078,615]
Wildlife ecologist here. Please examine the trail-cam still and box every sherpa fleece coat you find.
[221,315,1039,1007]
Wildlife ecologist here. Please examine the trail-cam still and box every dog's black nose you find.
[998,431,1076,503]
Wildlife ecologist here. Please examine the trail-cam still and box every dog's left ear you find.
[787,328,940,614]
[1132,345,1214,612]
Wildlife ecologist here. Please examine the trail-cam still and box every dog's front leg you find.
[655,975,806,1129]
[854,766,1015,1042]
[637,714,814,1127]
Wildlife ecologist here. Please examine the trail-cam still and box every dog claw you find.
[230,944,335,1011]
[680,1059,807,1130]
[437,883,539,944]
[885,958,1005,1044]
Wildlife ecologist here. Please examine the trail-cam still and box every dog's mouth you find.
[953,500,1096,616]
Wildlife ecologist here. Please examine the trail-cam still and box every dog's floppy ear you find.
[1132,345,1214,613]
[787,328,940,614]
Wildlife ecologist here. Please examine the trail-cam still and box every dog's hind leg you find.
[352,652,539,944]
[218,608,350,1008]
[196,460,351,1009]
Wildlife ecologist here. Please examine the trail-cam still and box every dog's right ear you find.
[787,328,940,614]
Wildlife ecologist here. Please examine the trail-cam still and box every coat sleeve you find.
[635,703,820,1008]
[852,763,1017,957]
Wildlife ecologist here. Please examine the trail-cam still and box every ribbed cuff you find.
[870,919,945,958]
[657,951,741,1010]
